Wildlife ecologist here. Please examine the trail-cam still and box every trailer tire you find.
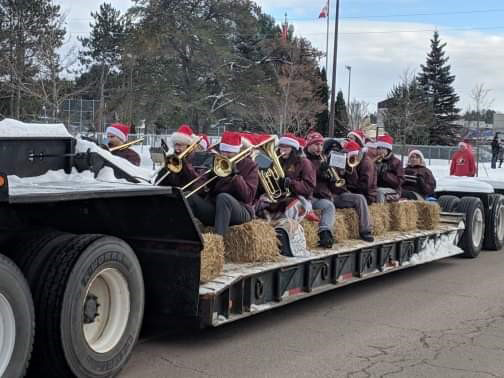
[438,195,460,212]
[28,234,144,378]
[456,197,485,258]
[0,253,34,378]
[483,194,504,251]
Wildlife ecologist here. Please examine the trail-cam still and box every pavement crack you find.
[159,357,213,377]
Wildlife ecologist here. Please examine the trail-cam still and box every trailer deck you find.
[198,213,464,327]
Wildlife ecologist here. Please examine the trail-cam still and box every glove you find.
[279,177,291,191]
[417,174,425,187]
[232,164,240,176]
[320,161,330,171]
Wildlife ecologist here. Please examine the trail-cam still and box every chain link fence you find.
[392,144,492,164]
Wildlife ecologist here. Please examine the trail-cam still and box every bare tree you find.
[470,83,494,175]
[348,99,370,130]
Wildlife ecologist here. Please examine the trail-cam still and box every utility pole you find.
[345,65,352,109]
[325,0,331,75]
[328,0,340,137]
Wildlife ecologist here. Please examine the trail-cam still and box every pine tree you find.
[315,67,329,136]
[334,90,349,137]
[417,31,461,145]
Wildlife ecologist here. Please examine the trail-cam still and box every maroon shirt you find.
[402,165,436,197]
[377,154,404,191]
[345,155,377,204]
[156,162,198,188]
[305,151,346,200]
[111,148,141,166]
[281,154,316,198]
[210,157,259,215]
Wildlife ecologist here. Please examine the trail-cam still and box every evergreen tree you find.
[315,67,329,136]
[334,90,349,137]
[417,31,461,145]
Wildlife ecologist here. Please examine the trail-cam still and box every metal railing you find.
[392,144,492,164]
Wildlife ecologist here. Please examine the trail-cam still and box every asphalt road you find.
[121,250,504,378]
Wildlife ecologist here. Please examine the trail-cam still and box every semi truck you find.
[0,119,489,377]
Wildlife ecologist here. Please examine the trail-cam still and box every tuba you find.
[256,138,290,202]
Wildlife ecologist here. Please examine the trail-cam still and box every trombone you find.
[153,136,202,186]
[182,136,275,199]
[109,137,145,152]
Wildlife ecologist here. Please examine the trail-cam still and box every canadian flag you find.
[319,1,329,18]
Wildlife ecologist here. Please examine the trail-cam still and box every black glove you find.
[279,177,291,191]
[320,161,330,171]
[417,174,425,187]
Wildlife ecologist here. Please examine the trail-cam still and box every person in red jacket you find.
[376,134,404,202]
[257,133,316,222]
[105,123,141,166]
[450,142,477,177]
[188,131,259,235]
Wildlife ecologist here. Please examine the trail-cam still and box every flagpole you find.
[328,0,340,138]
[325,0,330,74]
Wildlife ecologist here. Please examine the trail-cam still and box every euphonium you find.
[257,139,290,202]
[321,155,346,188]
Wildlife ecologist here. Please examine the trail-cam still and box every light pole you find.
[328,0,340,137]
[345,65,352,108]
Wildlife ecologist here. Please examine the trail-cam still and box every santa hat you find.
[220,131,242,153]
[408,149,425,165]
[343,139,361,157]
[347,129,366,147]
[197,133,209,151]
[364,139,377,149]
[106,123,129,142]
[172,124,196,145]
[279,133,301,150]
[458,142,467,149]
[377,134,394,150]
[305,131,324,148]
[296,136,307,149]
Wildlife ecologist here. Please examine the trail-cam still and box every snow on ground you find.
[0,118,71,138]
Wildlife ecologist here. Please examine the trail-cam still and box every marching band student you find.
[258,133,315,222]
[304,132,336,248]
[338,140,374,242]
[344,140,378,205]
[347,129,367,149]
[196,133,210,152]
[105,123,141,166]
[188,131,259,235]
[155,124,199,187]
[402,149,436,199]
[375,135,404,203]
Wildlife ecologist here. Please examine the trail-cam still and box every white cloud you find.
[290,19,504,112]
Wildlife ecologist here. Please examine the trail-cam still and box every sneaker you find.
[318,230,334,248]
[360,231,374,242]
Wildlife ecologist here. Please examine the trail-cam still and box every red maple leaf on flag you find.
[319,1,329,18]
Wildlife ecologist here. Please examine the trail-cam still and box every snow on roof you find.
[435,176,494,194]
[0,118,71,138]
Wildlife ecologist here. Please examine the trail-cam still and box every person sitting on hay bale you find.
[402,149,437,200]
[304,131,336,248]
[257,133,315,222]
[344,139,378,206]
[105,123,141,166]
[188,131,259,235]
[375,135,404,203]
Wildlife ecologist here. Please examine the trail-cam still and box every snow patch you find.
[0,118,71,138]
[410,232,463,265]
[435,176,494,194]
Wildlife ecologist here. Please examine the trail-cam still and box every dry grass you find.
[333,212,350,242]
[389,201,418,232]
[337,208,360,239]
[224,220,281,263]
[301,219,319,249]
[200,233,225,283]
[414,201,441,230]
[369,203,390,236]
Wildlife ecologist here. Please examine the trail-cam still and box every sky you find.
[55,0,504,114]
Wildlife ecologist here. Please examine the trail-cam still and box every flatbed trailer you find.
[0,120,475,377]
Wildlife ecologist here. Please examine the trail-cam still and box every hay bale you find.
[224,220,281,263]
[414,201,441,230]
[333,212,350,242]
[301,219,319,249]
[336,208,360,239]
[389,201,418,232]
[200,233,225,283]
[369,203,390,236]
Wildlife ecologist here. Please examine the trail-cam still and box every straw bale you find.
[369,203,390,236]
[200,233,225,283]
[336,208,360,239]
[224,220,281,263]
[389,201,418,232]
[333,212,350,242]
[301,219,319,249]
[414,201,441,230]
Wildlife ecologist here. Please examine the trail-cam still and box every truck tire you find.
[28,234,144,377]
[438,195,460,212]
[456,197,485,258]
[483,194,504,251]
[0,253,35,378]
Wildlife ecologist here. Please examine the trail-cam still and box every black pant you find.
[188,193,252,235]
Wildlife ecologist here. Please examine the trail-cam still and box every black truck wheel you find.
[438,195,461,212]
[483,194,504,251]
[28,234,144,377]
[456,197,485,258]
[0,253,35,378]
